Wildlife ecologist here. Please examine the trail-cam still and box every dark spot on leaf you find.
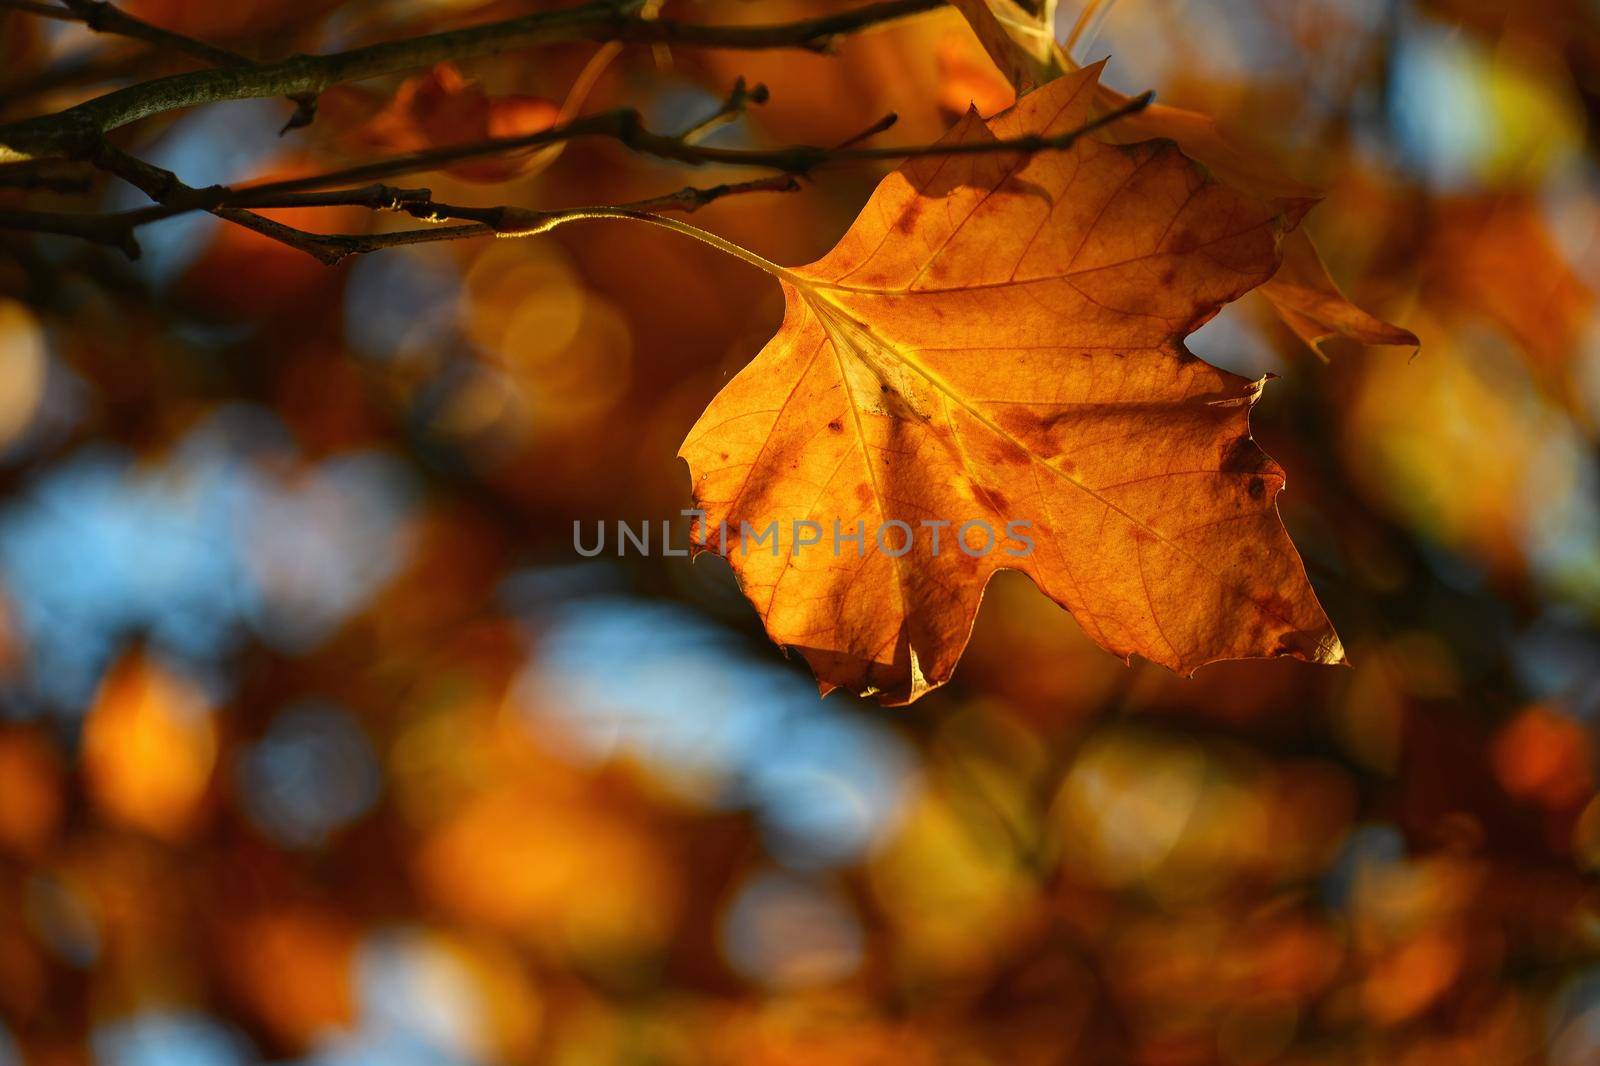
[994,406,1043,438]
[1220,436,1269,474]
[1252,593,1293,619]
[894,200,923,235]
[828,419,844,432]
[974,484,1009,512]
[1248,476,1266,500]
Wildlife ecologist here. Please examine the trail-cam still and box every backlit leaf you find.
[679,65,1344,704]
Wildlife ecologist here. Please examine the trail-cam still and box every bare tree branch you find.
[0,158,96,192]
[292,174,807,262]
[0,205,144,256]
[0,165,799,263]
[0,0,1157,275]
[0,92,1155,263]
[44,0,324,129]
[84,140,356,262]
[0,0,944,163]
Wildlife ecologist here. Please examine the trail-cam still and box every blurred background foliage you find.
[1,0,1599,1063]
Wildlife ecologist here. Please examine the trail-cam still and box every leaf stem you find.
[527,207,795,281]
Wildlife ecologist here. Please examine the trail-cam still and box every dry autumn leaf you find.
[1263,228,1421,357]
[947,0,1057,95]
[946,1,1417,357]
[679,64,1345,704]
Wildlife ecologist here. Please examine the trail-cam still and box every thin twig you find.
[87,140,352,263]
[0,164,798,263]
[0,158,96,193]
[226,91,1154,198]
[397,173,801,230]
[0,206,143,256]
[304,174,805,262]
[227,183,434,211]
[678,76,770,144]
[832,112,900,150]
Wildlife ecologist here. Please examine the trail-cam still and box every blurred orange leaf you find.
[935,31,1017,119]
[679,64,1344,704]
[361,62,560,183]
[225,907,357,1047]
[81,652,215,841]
[0,727,61,856]
[1491,704,1594,811]
[1425,194,1594,381]
[415,782,676,954]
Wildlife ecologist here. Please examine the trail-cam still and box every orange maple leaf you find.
[679,65,1344,704]
[945,1,1416,357]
